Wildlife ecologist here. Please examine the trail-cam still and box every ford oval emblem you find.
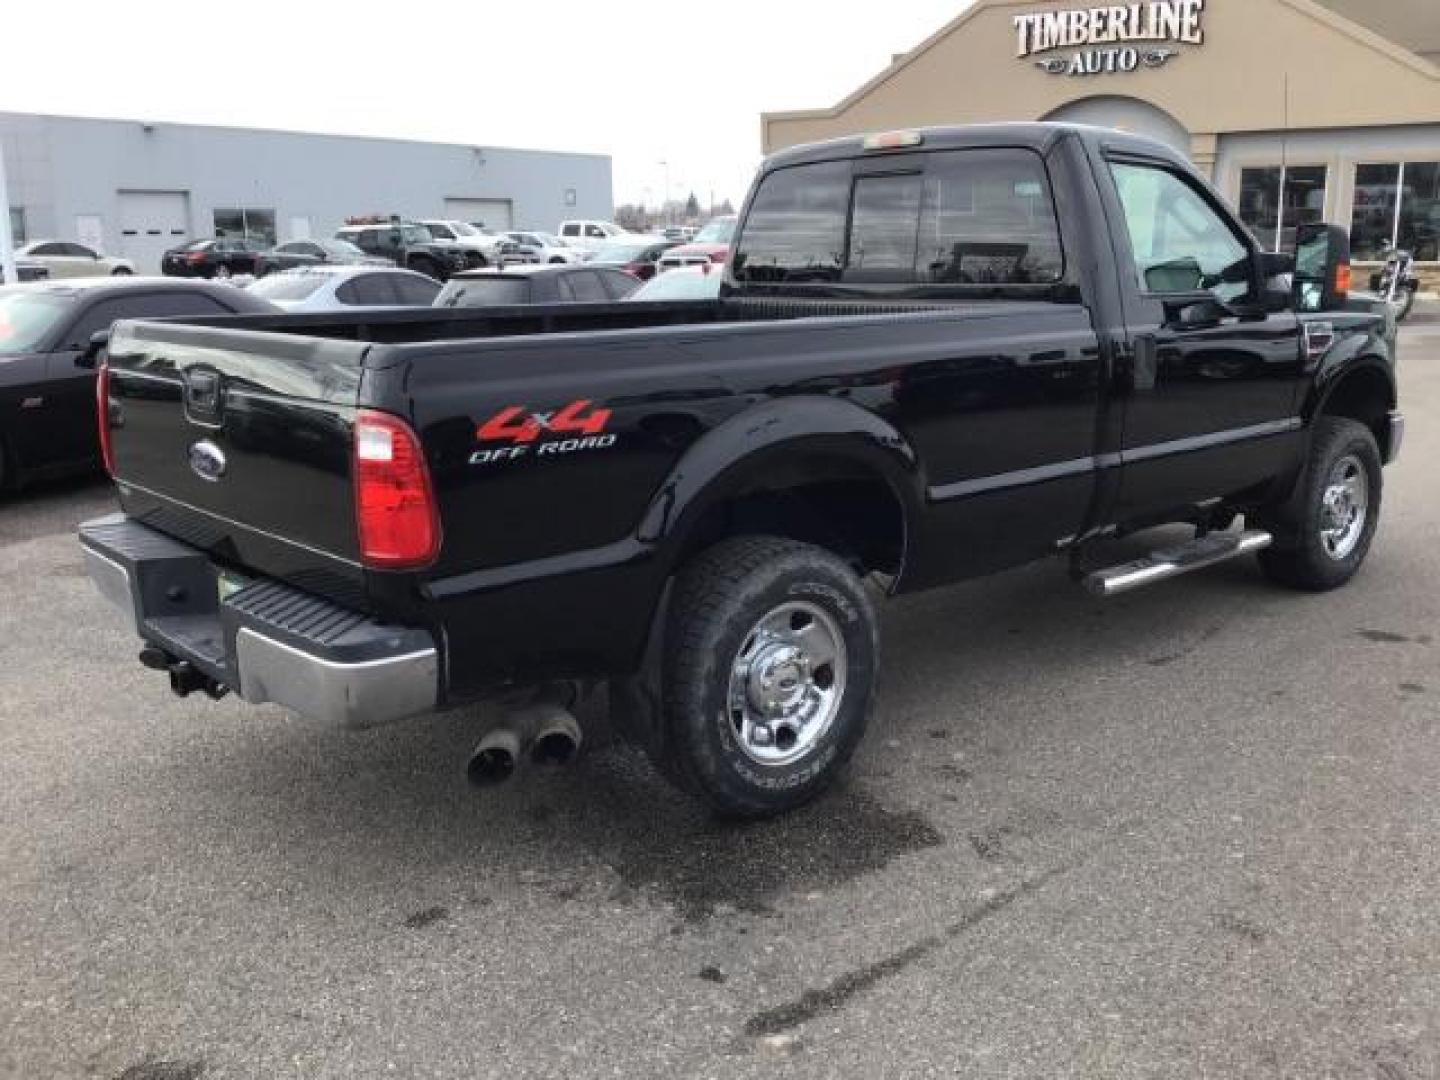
[188,439,227,482]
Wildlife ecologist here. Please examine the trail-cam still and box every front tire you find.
[1256,417,1382,591]
[658,536,879,818]
[111,266,132,276]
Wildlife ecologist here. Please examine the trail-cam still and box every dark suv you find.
[333,224,467,281]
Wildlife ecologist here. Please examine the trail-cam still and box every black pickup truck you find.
[81,123,1401,817]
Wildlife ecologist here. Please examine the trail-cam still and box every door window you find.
[563,270,608,302]
[68,292,231,349]
[1109,162,1252,301]
[335,274,397,306]
[32,242,66,256]
[598,268,641,299]
[388,273,441,305]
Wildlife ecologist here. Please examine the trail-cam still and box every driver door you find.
[1101,156,1304,520]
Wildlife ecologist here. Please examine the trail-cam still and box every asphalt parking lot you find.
[3,324,1438,1080]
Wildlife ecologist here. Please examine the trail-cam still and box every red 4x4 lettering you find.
[476,400,612,445]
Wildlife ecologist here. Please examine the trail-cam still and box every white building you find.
[0,112,613,272]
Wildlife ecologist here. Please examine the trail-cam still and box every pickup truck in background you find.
[81,123,1401,817]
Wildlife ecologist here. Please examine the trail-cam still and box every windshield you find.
[448,221,480,237]
[180,239,214,252]
[0,290,75,354]
[628,269,723,302]
[247,273,329,301]
[433,277,531,307]
[694,216,737,244]
[321,239,366,257]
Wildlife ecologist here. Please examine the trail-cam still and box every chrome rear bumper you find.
[80,513,438,728]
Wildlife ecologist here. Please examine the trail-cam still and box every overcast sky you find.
[6,0,970,211]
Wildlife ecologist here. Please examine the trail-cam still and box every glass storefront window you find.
[1351,164,1401,261]
[8,207,24,244]
[1238,165,1326,253]
[1280,166,1327,253]
[213,207,276,247]
[1238,167,1280,248]
[1398,162,1440,261]
[1350,162,1440,262]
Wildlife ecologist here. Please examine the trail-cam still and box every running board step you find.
[1083,529,1273,597]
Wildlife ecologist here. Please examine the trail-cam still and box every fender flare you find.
[637,395,925,577]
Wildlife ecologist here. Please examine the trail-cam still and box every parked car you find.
[556,219,628,256]
[626,263,723,301]
[333,223,468,281]
[247,266,442,311]
[656,215,738,273]
[1,261,50,283]
[417,220,522,268]
[504,231,582,264]
[586,237,681,281]
[0,277,276,489]
[253,238,388,277]
[433,264,640,307]
[82,123,1398,819]
[14,240,134,278]
[161,237,266,279]
[662,226,698,242]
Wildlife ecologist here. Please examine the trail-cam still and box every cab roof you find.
[762,121,1187,172]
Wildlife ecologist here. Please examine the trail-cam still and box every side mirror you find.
[1292,223,1350,313]
[77,330,108,369]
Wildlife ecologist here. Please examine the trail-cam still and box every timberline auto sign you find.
[1015,0,1205,76]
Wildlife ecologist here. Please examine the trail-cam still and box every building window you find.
[213,207,276,247]
[1350,162,1440,261]
[8,207,24,244]
[1237,165,1326,253]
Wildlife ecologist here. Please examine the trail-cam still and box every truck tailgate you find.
[103,319,369,598]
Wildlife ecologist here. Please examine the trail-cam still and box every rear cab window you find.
[732,147,1066,290]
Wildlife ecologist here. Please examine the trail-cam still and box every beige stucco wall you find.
[762,0,1440,159]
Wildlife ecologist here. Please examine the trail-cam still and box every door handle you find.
[1133,334,1158,392]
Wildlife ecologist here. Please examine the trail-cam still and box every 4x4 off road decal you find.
[470,400,616,464]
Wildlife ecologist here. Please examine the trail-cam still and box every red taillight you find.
[353,409,440,569]
[623,262,645,278]
[96,362,115,477]
[185,251,207,265]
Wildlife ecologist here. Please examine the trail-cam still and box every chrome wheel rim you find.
[1320,454,1368,560]
[727,601,847,767]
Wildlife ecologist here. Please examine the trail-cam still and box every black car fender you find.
[637,394,923,578]
[1298,316,1397,444]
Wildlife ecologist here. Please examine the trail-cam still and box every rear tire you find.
[1255,417,1382,591]
[656,535,879,818]
[1398,287,1416,322]
[110,267,132,276]
[411,257,443,281]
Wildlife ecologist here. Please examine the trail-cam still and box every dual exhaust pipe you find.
[467,701,582,787]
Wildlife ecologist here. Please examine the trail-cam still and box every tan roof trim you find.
[1278,0,1440,77]
[763,0,1438,126]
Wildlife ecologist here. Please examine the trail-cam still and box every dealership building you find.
[0,112,613,272]
[763,0,1440,281]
